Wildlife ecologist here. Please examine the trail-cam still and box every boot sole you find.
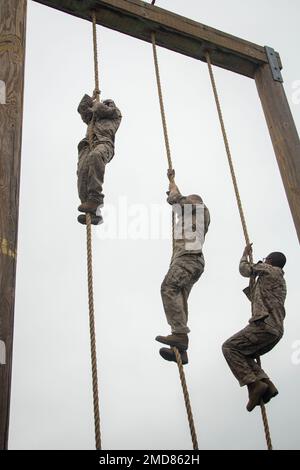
[155,336,188,352]
[263,389,278,404]
[159,348,188,365]
[77,216,103,226]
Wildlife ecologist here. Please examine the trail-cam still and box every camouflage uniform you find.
[222,255,287,386]
[161,192,210,334]
[77,94,122,206]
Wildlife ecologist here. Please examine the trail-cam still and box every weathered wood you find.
[32,0,280,78]
[255,64,300,243]
[0,0,27,450]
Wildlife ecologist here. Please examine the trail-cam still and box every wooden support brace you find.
[32,0,280,78]
[0,0,27,450]
[255,64,300,243]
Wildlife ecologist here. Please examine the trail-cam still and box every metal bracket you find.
[265,46,283,83]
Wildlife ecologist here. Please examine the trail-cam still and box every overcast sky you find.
[9,0,300,450]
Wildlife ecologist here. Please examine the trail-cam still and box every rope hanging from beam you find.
[85,10,102,451]
[151,32,199,451]
[205,51,273,451]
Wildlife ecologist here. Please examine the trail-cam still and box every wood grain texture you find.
[255,64,300,243]
[0,0,27,450]
[32,0,279,78]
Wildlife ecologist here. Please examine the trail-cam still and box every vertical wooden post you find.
[0,0,27,450]
[255,63,300,243]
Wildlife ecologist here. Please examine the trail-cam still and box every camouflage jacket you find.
[78,94,122,150]
[239,255,287,330]
[167,190,210,263]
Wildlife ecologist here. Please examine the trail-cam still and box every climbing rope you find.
[86,213,101,450]
[85,11,102,450]
[205,51,272,451]
[151,32,199,451]
[256,357,273,450]
[173,348,199,450]
[151,32,175,252]
[92,11,100,102]
[151,33,173,171]
[205,53,252,253]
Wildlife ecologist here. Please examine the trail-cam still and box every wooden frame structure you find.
[0,0,299,450]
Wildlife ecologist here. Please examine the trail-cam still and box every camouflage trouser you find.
[77,142,114,205]
[222,320,283,386]
[161,254,204,334]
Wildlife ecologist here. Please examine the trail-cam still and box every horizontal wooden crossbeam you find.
[32,0,281,78]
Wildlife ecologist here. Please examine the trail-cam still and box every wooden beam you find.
[32,0,280,78]
[255,64,300,244]
[0,0,27,450]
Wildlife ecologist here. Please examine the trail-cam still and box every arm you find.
[167,180,184,205]
[239,244,269,278]
[167,185,202,206]
[93,101,120,119]
[239,254,253,278]
[77,94,93,124]
[166,169,187,205]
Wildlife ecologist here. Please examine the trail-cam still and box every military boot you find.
[246,380,268,412]
[262,378,278,404]
[78,200,99,214]
[77,213,103,226]
[159,347,188,365]
[155,333,189,351]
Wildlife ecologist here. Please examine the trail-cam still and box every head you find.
[103,99,115,108]
[188,194,203,205]
[264,252,286,269]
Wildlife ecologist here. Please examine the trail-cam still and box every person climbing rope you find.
[222,244,287,412]
[77,92,122,225]
[156,169,210,365]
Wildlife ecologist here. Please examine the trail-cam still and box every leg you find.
[222,321,282,387]
[87,144,113,206]
[77,145,89,203]
[160,257,203,335]
[182,282,193,329]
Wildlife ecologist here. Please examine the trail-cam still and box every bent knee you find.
[222,340,231,357]
[161,280,168,295]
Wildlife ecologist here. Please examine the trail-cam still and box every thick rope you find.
[151,33,173,171]
[206,52,272,450]
[86,213,102,450]
[85,11,102,450]
[151,32,175,251]
[205,53,252,254]
[256,357,273,450]
[151,31,199,450]
[173,347,199,450]
[92,11,100,102]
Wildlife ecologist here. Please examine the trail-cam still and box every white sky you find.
[9,0,300,450]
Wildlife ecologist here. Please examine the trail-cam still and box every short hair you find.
[267,252,286,269]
